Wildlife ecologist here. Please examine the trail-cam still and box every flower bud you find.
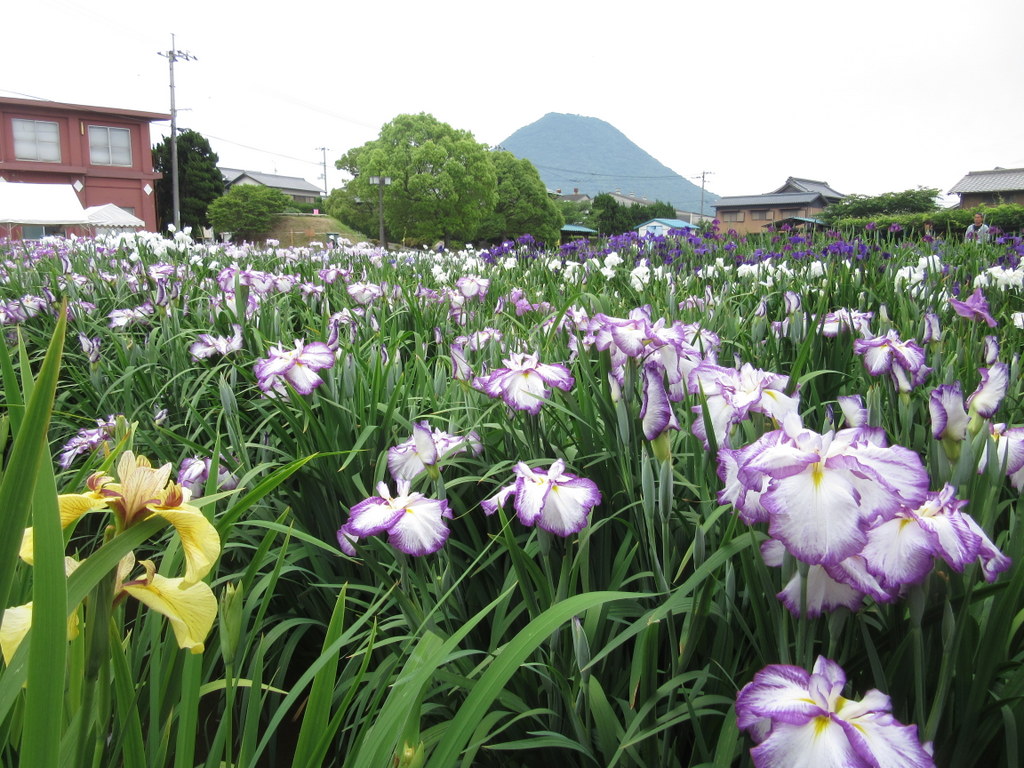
[219,582,243,666]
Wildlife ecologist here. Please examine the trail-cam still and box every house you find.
[560,223,597,242]
[636,218,698,237]
[948,168,1024,208]
[609,190,656,208]
[0,96,169,232]
[220,168,324,204]
[713,177,845,235]
[554,187,592,205]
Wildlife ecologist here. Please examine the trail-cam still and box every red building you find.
[0,96,169,232]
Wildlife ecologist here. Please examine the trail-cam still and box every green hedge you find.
[832,203,1024,237]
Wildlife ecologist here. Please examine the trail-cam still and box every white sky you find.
[4,0,1023,202]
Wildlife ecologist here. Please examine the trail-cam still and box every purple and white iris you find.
[58,414,120,470]
[729,413,929,566]
[473,352,574,414]
[719,413,1010,615]
[190,324,244,361]
[481,459,602,537]
[338,480,452,557]
[253,339,335,398]
[736,656,934,768]
[178,456,242,497]
[689,361,799,449]
[387,421,483,482]
[853,330,931,393]
[966,362,1009,421]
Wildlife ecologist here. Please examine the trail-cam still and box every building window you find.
[721,210,744,222]
[12,119,61,162]
[751,210,771,220]
[21,224,64,239]
[88,126,132,166]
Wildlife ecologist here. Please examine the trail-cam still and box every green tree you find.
[476,151,563,246]
[591,195,677,234]
[820,187,940,224]
[207,185,291,242]
[556,199,592,228]
[323,186,377,239]
[151,129,224,233]
[337,113,497,247]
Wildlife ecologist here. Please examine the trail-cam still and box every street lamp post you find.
[368,175,391,249]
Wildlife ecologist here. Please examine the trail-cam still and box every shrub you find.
[207,185,292,241]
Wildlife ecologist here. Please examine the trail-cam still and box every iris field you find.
[0,223,1022,767]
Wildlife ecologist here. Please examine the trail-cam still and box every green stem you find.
[75,561,117,768]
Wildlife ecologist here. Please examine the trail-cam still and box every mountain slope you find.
[498,113,717,215]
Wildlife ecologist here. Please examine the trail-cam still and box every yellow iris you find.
[7,451,223,655]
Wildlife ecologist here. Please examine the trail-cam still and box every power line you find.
[175,126,322,167]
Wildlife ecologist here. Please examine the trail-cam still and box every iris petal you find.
[123,566,217,654]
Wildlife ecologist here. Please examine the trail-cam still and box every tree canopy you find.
[152,129,224,233]
[337,113,497,247]
[820,188,940,224]
[207,185,291,242]
[475,151,563,246]
[591,194,676,234]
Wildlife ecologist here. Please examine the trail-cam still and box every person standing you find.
[965,213,991,242]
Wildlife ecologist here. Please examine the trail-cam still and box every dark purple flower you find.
[950,287,997,327]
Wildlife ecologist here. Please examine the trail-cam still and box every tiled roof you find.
[772,177,844,199]
[637,218,698,230]
[949,168,1024,194]
[714,192,824,209]
[220,167,323,194]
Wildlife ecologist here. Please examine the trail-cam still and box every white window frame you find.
[88,125,132,167]
[12,118,61,162]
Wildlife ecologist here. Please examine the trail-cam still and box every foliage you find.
[337,113,497,247]
[475,151,564,246]
[820,187,941,224]
[1,225,1023,767]
[831,203,1024,238]
[151,129,225,233]
[207,185,292,241]
[323,186,378,238]
[591,193,677,234]
[556,198,592,228]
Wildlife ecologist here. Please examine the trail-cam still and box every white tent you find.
[0,182,90,227]
[85,203,144,230]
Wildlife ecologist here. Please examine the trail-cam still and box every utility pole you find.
[316,147,330,195]
[692,170,713,220]
[159,34,196,232]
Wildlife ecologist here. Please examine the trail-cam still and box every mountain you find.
[497,113,717,215]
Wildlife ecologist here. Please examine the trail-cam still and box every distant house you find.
[948,168,1024,208]
[609,190,656,208]
[636,218,698,236]
[713,177,845,236]
[221,168,324,204]
[561,223,597,241]
[554,187,592,205]
[0,95,169,232]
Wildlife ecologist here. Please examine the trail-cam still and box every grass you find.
[269,213,368,247]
